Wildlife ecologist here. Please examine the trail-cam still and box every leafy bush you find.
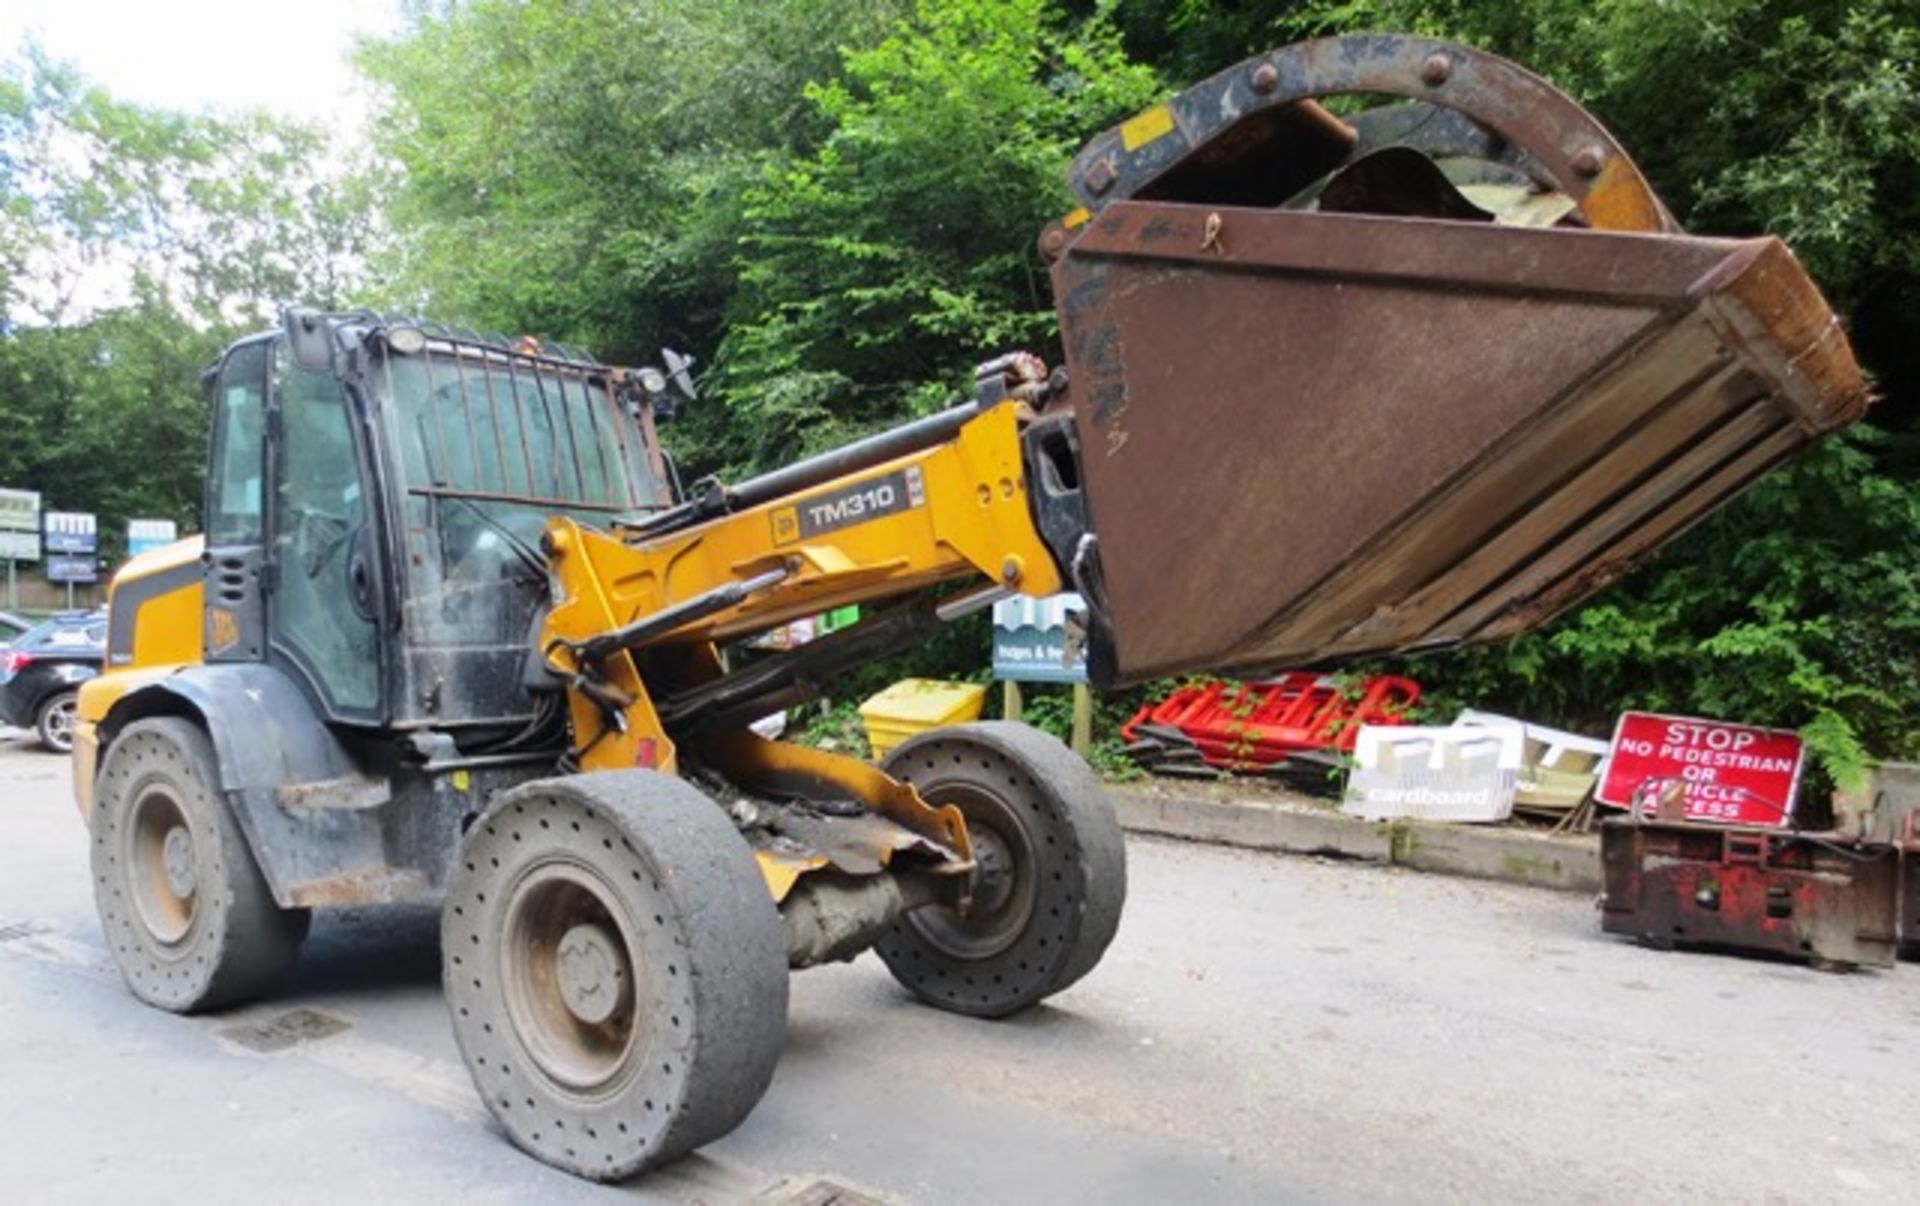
[711,0,1160,474]
[793,698,872,760]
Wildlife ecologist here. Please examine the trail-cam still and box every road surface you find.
[1,733,1914,1203]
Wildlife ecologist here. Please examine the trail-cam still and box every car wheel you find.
[35,689,77,754]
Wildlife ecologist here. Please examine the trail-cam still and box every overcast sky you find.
[2,0,401,135]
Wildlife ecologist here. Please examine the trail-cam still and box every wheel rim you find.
[907,781,1038,961]
[126,787,197,945]
[44,698,74,750]
[500,861,646,1096]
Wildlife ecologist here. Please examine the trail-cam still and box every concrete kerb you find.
[1110,785,1601,894]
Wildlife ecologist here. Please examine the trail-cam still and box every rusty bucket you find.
[1034,36,1869,686]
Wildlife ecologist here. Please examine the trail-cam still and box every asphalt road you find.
[2,732,1916,1204]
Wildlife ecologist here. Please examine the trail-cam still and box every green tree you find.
[357,0,907,358]
[710,0,1160,473]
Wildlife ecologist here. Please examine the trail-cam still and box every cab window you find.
[207,342,268,544]
[269,347,380,713]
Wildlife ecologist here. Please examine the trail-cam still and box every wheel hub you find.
[46,701,73,741]
[556,922,626,1025]
[968,826,1017,916]
[500,863,643,1093]
[905,786,1037,962]
[126,788,196,946]
[161,826,197,898]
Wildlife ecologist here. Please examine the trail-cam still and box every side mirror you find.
[282,307,335,373]
[634,350,699,423]
[662,349,698,401]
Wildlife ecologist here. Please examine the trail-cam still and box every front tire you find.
[444,772,789,1181]
[36,689,77,753]
[876,722,1127,1018]
[91,717,310,1011]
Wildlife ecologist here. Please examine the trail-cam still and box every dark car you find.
[0,612,106,752]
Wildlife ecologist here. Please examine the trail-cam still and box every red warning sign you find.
[1596,711,1805,827]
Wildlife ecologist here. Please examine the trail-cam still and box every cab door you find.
[200,337,385,720]
[265,343,384,719]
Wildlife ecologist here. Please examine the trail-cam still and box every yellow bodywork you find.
[541,401,1060,777]
[74,536,206,819]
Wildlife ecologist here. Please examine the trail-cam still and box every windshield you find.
[371,342,664,718]
[374,347,659,512]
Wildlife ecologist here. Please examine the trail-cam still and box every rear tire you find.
[36,689,77,754]
[91,717,310,1012]
[876,722,1127,1018]
[444,772,788,1181]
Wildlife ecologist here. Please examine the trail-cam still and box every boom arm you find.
[540,398,1063,776]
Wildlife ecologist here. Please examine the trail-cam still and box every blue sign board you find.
[46,554,98,584]
[992,592,1089,683]
[44,511,97,555]
[127,519,179,557]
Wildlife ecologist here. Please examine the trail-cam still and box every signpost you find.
[992,592,1092,753]
[127,519,179,558]
[1596,711,1806,827]
[0,488,40,610]
[43,511,98,608]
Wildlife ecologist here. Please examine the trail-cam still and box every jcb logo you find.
[208,607,241,653]
[770,508,800,546]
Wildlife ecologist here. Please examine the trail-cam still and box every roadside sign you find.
[992,592,1088,683]
[0,488,39,561]
[44,511,97,555]
[46,554,98,584]
[1596,711,1805,827]
[127,518,179,557]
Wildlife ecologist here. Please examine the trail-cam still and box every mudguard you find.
[102,664,428,910]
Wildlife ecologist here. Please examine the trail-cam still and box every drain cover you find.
[219,1007,352,1053]
[762,1178,890,1206]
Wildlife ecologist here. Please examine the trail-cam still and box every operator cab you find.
[201,310,682,749]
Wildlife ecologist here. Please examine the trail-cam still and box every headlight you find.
[384,325,428,355]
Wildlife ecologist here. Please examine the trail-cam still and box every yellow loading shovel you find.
[1032,36,1870,687]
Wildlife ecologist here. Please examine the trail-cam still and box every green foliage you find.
[357,0,906,363]
[0,304,220,551]
[794,698,873,760]
[2,44,383,329]
[1008,681,1148,780]
[710,0,1161,474]
[1401,430,1920,786]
